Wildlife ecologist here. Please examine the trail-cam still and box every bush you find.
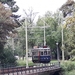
[17,60,26,66]
[70,57,75,61]
[61,61,75,71]
[66,63,75,71]
[2,48,17,65]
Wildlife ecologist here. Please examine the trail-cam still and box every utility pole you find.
[44,15,46,46]
[62,23,64,61]
[58,11,64,61]
[23,9,39,68]
[44,20,46,46]
[24,19,28,68]
[56,42,60,62]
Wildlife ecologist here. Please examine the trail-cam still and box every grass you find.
[16,58,34,66]
[16,58,59,66]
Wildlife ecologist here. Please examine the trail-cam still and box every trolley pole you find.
[24,19,28,68]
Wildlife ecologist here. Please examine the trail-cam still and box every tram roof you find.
[32,47,50,50]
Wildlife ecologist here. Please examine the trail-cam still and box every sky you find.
[15,0,67,14]
[14,0,75,21]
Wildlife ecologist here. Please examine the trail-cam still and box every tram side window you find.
[32,52,35,55]
[44,51,47,55]
[32,52,37,56]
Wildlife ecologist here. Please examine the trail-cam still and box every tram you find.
[32,46,51,63]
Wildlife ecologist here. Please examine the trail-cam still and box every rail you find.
[0,62,61,75]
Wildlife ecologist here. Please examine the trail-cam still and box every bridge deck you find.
[0,62,61,75]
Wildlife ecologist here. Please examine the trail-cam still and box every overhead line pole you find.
[44,18,46,46]
[62,22,64,61]
[24,19,28,68]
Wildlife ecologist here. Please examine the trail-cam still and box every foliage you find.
[13,27,26,57]
[63,70,75,75]
[1,47,17,64]
[60,0,75,17]
[36,11,63,59]
[63,16,75,58]
[61,61,75,71]
[17,59,34,66]
[0,2,18,34]
[70,49,75,55]
[0,0,20,64]
[70,57,75,61]
[17,60,26,66]
[0,4,17,53]
[0,0,19,12]
[65,70,75,75]
[36,12,58,46]
[0,1,19,44]
[60,0,75,59]
[14,9,38,58]
[61,61,75,75]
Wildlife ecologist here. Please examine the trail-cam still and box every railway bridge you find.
[0,62,61,75]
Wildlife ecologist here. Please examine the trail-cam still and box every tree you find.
[0,0,19,12]
[0,1,20,64]
[60,0,75,60]
[36,11,62,59]
[3,47,17,65]
[60,0,75,17]
[23,8,38,48]
[14,8,38,59]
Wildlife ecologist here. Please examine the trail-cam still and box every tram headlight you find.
[47,58,48,59]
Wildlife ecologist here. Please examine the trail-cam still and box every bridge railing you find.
[0,63,17,69]
[0,62,61,75]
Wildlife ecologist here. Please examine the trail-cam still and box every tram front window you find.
[44,51,47,55]
[41,52,43,55]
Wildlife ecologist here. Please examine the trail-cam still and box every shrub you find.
[17,60,26,66]
[70,57,75,61]
[2,48,17,65]
[66,63,75,71]
[61,61,75,71]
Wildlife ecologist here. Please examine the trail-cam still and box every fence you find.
[0,62,61,75]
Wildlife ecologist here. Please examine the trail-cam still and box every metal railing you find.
[0,62,61,75]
